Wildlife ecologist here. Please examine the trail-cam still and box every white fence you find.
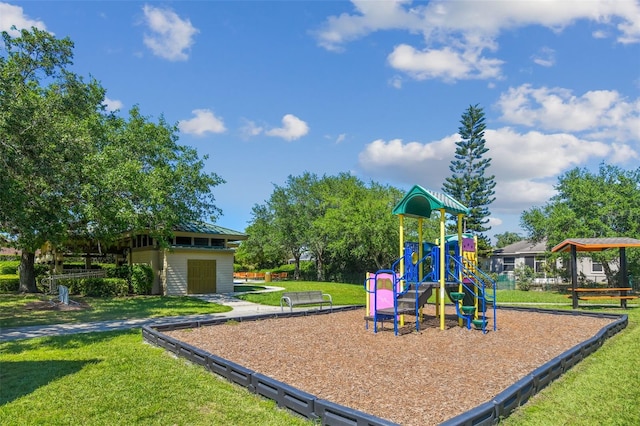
[42,269,106,294]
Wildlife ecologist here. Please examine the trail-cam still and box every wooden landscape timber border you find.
[142,306,627,426]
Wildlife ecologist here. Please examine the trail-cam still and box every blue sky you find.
[2,1,639,243]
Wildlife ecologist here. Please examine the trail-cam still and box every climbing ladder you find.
[447,256,497,333]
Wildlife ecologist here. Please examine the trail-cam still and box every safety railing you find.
[448,255,497,333]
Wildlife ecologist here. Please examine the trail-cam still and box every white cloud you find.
[103,97,123,112]
[0,2,48,34]
[388,75,403,89]
[335,133,347,144]
[315,0,640,81]
[388,44,503,82]
[313,0,424,52]
[531,47,555,67]
[358,127,621,214]
[265,114,309,141]
[358,135,457,190]
[609,142,640,163]
[487,217,503,227]
[142,5,198,61]
[240,119,264,139]
[592,29,609,39]
[496,84,640,144]
[178,109,226,136]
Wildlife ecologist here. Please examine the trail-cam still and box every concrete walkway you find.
[0,286,292,342]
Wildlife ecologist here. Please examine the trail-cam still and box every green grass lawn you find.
[0,330,310,425]
[236,280,366,306]
[1,285,639,424]
[0,294,231,329]
[503,306,640,425]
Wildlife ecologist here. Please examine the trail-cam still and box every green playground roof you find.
[392,185,469,219]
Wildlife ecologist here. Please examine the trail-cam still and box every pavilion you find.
[551,237,640,309]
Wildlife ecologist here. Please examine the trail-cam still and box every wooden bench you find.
[280,291,332,312]
[568,287,637,308]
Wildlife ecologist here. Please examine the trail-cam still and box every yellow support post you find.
[474,235,479,319]
[457,214,464,327]
[439,209,446,330]
[365,273,370,318]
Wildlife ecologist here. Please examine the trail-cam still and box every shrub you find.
[98,263,117,278]
[130,264,153,295]
[273,261,315,280]
[34,263,49,277]
[79,277,128,297]
[0,274,19,292]
[514,264,535,291]
[0,261,20,274]
[62,277,127,297]
[63,262,90,270]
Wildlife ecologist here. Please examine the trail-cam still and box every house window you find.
[592,262,604,273]
[211,239,225,247]
[175,236,192,246]
[524,256,535,269]
[503,257,515,272]
[194,237,209,246]
[535,258,546,273]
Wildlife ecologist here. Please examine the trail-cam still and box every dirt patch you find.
[165,307,614,426]
[24,300,92,312]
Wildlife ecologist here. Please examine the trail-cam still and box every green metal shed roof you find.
[174,222,247,238]
[392,185,469,218]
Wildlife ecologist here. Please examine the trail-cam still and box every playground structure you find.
[364,185,497,335]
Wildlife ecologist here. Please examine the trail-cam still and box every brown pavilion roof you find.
[551,237,640,253]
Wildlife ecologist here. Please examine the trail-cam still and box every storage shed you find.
[124,222,247,295]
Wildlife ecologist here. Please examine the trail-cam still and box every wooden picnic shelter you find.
[551,237,640,309]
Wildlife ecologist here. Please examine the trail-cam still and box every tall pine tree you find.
[442,104,496,243]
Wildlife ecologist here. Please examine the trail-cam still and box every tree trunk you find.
[18,251,39,293]
[602,261,616,287]
[316,255,324,282]
[294,256,301,280]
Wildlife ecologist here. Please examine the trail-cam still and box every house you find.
[122,222,247,295]
[490,239,548,275]
[491,239,612,284]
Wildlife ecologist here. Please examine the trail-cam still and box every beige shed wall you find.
[131,248,164,294]
[164,249,234,295]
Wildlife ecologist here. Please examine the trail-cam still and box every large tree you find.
[0,28,103,291]
[268,173,317,280]
[521,164,640,283]
[0,28,223,292]
[323,179,406,274]
[240,173,412,282]
[235,205,286,270]
[494,232,523,249]
[442,104,496,246]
